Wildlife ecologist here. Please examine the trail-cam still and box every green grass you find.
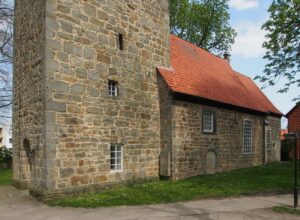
[273,206,300,216]
[49,162,296,208]
[0,169,12,185]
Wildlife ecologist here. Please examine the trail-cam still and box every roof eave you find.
[172,91,282,117]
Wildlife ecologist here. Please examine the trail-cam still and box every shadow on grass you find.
[48,162,295,208]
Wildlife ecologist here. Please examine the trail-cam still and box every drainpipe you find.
[263,116,266,165]
[263,115,270,165]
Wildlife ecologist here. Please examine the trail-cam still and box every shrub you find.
[0,147,12,164]
[281,139,293,161]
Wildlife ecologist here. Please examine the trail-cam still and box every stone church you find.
[12,0,282,199]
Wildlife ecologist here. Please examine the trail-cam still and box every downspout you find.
[263,116,266,165]
[263,114,270,165]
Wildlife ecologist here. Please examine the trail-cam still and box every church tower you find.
[13,0,170,199]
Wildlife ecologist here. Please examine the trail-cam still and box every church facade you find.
[13,0,281,200]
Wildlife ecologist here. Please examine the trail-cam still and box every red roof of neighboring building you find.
[158,35,282,116]
[286,102,300,117]
[281,129,288,140]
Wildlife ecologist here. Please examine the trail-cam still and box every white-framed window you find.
[266,129,271,149]
[203,110,215,133]
[243,119,252,154]
[110,144,123,171]
[108,80,118,97]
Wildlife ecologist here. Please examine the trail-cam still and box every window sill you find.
[243,152,253,155]
[110,170,123,173]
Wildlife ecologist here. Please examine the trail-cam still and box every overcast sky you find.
[228,0,299,127]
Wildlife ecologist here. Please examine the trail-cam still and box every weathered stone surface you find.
[14,0,170,199]
[70,84,86,95]
[13,0,280,201]
[13,0,47,190]
[60,168,74,178]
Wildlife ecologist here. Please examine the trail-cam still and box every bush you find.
[281,139,293,161]
[0,147,12,164]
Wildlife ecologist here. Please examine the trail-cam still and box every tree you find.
[170,0,237,56]
[256,0,300,101]
[0,0,13,122]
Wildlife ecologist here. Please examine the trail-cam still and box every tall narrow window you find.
[110,144,123,171]
[266,129,271,149]
[118,33,124,50]
[108,80,118,97]
[243,120,252,154]
[203,110,215,133]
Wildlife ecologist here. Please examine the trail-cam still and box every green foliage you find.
[49,162,294,208]
[0,147,12,164]
[273,206,300,216]
[256,0,300,101]
[281,139,293,161]
[0,169,12,185]
[170,0,237,56]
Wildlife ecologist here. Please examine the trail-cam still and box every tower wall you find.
[14,0,170,198]
[13,0,47,190]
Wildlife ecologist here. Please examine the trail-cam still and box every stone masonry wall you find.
[33,0,170,197]
[13,0,46,189]
[158,74,174,176]
[266,116,281,162]
[171,100,266,180]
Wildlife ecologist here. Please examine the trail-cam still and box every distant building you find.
[286,102,300,158]
[281,129,288,140]
[286,102,300,135]
[0,125,12,149]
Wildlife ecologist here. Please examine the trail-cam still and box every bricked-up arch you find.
[23,138,33,168]
[205,151,217,174]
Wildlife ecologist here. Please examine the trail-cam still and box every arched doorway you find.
[205,151,216,174]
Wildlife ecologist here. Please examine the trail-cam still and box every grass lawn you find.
[273,206,300,216]
[49,162,296,208]
[0,169,13,185]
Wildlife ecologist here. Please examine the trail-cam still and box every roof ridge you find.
[170,34,231,64]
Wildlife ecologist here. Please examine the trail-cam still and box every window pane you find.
[110,144,123,171]
[111,151,116,158]
[203,111,214,132]
[108,81,118,97]
[243,120,252,154]
[111,164,116,170]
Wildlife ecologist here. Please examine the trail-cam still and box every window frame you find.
[108,80,118,97]
[202,110,216,134]
[266,129,271,150]
[110,144,123,172]
[118,33,124,50]
[243,119,252,154]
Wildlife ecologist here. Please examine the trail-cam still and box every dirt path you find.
[0,185,298,220]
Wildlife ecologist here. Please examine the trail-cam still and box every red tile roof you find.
[286,102,300,117]
[281,129,288,140]
[158,35,282,116]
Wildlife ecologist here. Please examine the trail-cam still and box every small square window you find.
[203,110,215,133]
[110,144,123,171]
[108,80,118,97]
